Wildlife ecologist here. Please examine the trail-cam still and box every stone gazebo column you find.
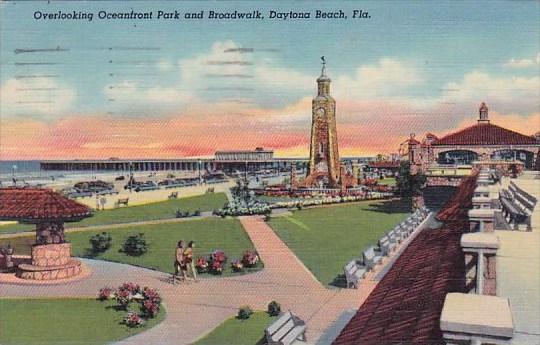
[36,221,65,244]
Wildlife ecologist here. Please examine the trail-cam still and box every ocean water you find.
[0,160,41,174]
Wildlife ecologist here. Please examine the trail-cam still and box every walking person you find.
[184,241,197,281]
[173,240,187,284]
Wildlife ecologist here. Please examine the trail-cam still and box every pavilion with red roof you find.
[0,188,92,281]
[408,103,540,173]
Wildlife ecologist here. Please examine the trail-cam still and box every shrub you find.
[175,209,183,218]
[231,259,244,272]
[89,232,112,253]
[123,312,144,327]
[142,287,161,304]
[209,250,227,273]
[211,260,224,274]
[241,250,259,268]
[141,299,160,318]
[121,233,147,256]
[119,282,141,295]
[237,306,254,320]
[267,301,281,316]
[98,287,115,301]
[115,288,132,309]
[196,256,209,273]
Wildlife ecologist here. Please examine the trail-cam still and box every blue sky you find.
[0,1,538,158]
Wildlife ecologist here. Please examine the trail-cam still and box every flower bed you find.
[97,282,162,328]
[269,192,394,209]
[196,249,261,275]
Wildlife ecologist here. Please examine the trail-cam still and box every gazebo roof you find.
[0,188,92,222]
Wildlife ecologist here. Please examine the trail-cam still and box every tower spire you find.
[320,56,327,77]
[478,102,489,124]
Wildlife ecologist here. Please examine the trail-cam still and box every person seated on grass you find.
[174,240,188,283]
[184,241,197,281]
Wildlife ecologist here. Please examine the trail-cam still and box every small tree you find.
[121,233,148,256]
[237,306,254,320]
[90,232,112,253]
[267,301,281,316]
[396,161,426,196]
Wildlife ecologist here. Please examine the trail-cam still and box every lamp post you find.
[198,159,202,185]
[128,162,133,193]
[11,165,17,186]
[244,160,248,184]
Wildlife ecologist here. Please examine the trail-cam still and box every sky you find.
[0,0,539,160]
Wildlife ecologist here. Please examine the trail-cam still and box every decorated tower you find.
[304,57,341,188]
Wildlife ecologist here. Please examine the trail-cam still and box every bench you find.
[362,246,382,270]
[168,191,178,199]
[265,311,307,345]
[388,231,399,245]
[378,237,395,256]
[344,259,366,288]
[115,198,129,208]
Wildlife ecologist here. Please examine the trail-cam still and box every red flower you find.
[242,250,259,267]
[196,256,209,273]
[124,312,144,327]
[119,282,140,294]
[98,287,115,300]
[142,287,161,304]
[142,299,160,318]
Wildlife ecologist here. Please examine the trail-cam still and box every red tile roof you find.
[333,174,477,345]
[0,188,92,222]
[433,123,537,146]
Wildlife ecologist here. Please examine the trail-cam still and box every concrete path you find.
[0,215,422,345]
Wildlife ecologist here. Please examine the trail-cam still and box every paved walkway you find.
[0,215,428,345]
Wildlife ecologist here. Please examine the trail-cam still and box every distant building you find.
[214,147,273,162]
[409,103,540,173]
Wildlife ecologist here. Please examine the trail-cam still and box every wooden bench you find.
[344,260,366,288]
[168,191,178,199]
[265,311,307,345]
[115,198,129,208]
[362,246,382,271]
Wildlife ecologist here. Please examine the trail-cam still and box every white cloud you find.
[503,53,540,68]
[179,40,248,87]
[334,58,424,99]
[0,78,76,116]
[156,59,173,72]
[443,71,539,101]
[104,81,193,105]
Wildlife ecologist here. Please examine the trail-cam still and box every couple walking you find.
[174,240,197,283]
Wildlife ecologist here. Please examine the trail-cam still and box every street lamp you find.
[198,159,202,185]
[11,165,17,185]
[128,162,133,193]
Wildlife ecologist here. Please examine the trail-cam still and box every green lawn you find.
[194,312,277,345]
[268,198,411,286]
[0,298,165,345]
[0,192,228,234]
[0,218,259,276]
[378,177,397,186]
